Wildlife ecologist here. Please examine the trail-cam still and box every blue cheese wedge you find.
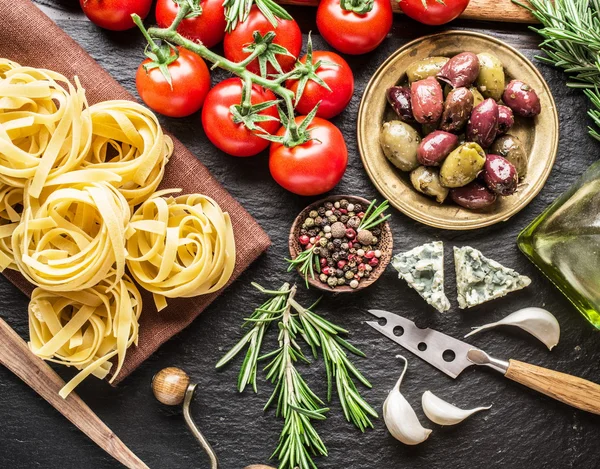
[392,241,450,313]
[454,246,531,309]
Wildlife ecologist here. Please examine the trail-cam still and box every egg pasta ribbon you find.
[126,192,236,311]
[28,273,142,398]
[0,184,23,271]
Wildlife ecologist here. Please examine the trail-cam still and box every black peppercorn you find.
[334,210,341,217]
[338,250,348,259]
[313,247,321,256]
[308,228,318,237]
[340,242,349,251]
[340,199,349,208]
[327,242,335,251]
[320,248,330,259]
[340,215,349,223]
[354,204,363,212]
[324,201,334,210]
[320,218,328,227]
[333,239,342,248]
[343,265,350,272]
[300,228,308,235]
[332,252,340,262]
[318,206,326,216]
[335,269,344,278]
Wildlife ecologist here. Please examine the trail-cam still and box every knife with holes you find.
[366,309,600,415]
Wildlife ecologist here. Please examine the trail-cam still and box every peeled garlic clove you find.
[422,391,491,426]
[383,356,432,445]
[464,307,560,351]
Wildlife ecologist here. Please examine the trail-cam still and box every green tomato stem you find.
[132,14,168,63]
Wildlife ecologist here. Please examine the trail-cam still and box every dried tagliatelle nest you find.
[12,181,131,292]
[0,184,23,270]
[126,191,236,311]
[28,273,142,398]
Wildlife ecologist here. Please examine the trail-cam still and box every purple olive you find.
[386,86,414,123]
[466,98,499,148]
[497,105,514,135]
[451,182,497,210]
[417,130,459,166]
[440,87,474,133]
[411,76,443,125]
[502,80,541,117]
[483,154,518,195]
[437,52,480,88]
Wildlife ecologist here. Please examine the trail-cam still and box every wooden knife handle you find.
[0,317,149,469]
[505,359,600,415]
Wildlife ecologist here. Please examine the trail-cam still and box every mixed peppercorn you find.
[298,199,384,289]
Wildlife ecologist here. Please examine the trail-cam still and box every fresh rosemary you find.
[216,283,375,468]
[286,243,320,288]
[515,0,600,140]
[358,199,391,232]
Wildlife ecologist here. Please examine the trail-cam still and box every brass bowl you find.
[288,195,393,293]
[357,31,559,230]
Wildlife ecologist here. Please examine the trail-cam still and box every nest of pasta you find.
[0,59,236,397]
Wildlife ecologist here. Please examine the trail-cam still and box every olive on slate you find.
[450,181,497,209]
[386,86,414,123]
[476,52,505,101]
[466,98,499,148]
[417,130,459,166]
[437,52,480,89]
[410,166,449,203]
[380,120,421,172]
[497,105,514,135]
[490,134,528,177]
[440,142,486,188]
[502,79,541,117]
[470,86,485,107]
[411,76,443,125]
[440,87,474,133]
[406,56,449,84]
[483,153,518,195]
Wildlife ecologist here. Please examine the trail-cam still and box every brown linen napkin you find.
[0,0,271,384]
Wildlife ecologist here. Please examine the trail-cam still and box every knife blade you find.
[366,309,480,378]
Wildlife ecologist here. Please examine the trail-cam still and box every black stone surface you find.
[1,3,599,469]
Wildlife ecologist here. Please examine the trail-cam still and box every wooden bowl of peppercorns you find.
[289,195,393,293]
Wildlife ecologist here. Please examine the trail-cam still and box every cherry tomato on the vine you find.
[287,51,354,119]
[316,0,392,55]
[155,0,226,49]
[201,78,280,157]
[269,117,348,196]
[399,0,470,25]
[224,6,302,76]
[79,0,152,31]
[136,47,211,118]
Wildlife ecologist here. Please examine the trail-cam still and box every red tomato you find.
[316,0,392,55]
[286,51,354,119]
[136,48,211,118]
[79,0,152,31]
[223,6,302,75]
[399,0,470,25]
[201,78,280,157]
[269,117,348,195]
[155,0,226,49]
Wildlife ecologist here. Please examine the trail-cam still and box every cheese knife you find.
[366,309,600,415]
[0,317,149,468]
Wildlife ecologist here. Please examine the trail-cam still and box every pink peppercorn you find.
[358,263,366,271]
[357,212,365,218]
[337,260,347,269]
[320,257,328,267]
[369,258,379,267]
[364,250,375,259]
[345,228,356,239]
[339,208,348,214]
[322,266,332,275]
[299,235,310,245]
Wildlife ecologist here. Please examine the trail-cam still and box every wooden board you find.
[278,0,537,23]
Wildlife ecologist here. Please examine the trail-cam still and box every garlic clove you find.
[421,390,491,426]
[383,356,432,445]
[464,307,560,351]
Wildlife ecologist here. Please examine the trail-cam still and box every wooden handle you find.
[505,359,600,415]
[278,0,537,23]
[0,317,149,469]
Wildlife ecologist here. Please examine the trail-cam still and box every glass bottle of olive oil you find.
[518,160,600,329]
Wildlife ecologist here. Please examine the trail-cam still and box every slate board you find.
[1,2,599,469]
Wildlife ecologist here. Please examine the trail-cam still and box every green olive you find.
[406,57,449,84]
[470,86,485,107]
[410,166,449,203]
[490,134,528,178]
[440,142,486,188]
[380,120,421,172]
[476,52,505,101]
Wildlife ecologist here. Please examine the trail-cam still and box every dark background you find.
[1,1,599,468]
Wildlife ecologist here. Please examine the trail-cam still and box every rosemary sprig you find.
[515,0,600,140]
[286,243,320,288]
[263,286,329,469]
[223,0,293,32]
[215,282,290,392]
[217,283,376,469]
[291,298,379,432]
[358,199,391,232]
